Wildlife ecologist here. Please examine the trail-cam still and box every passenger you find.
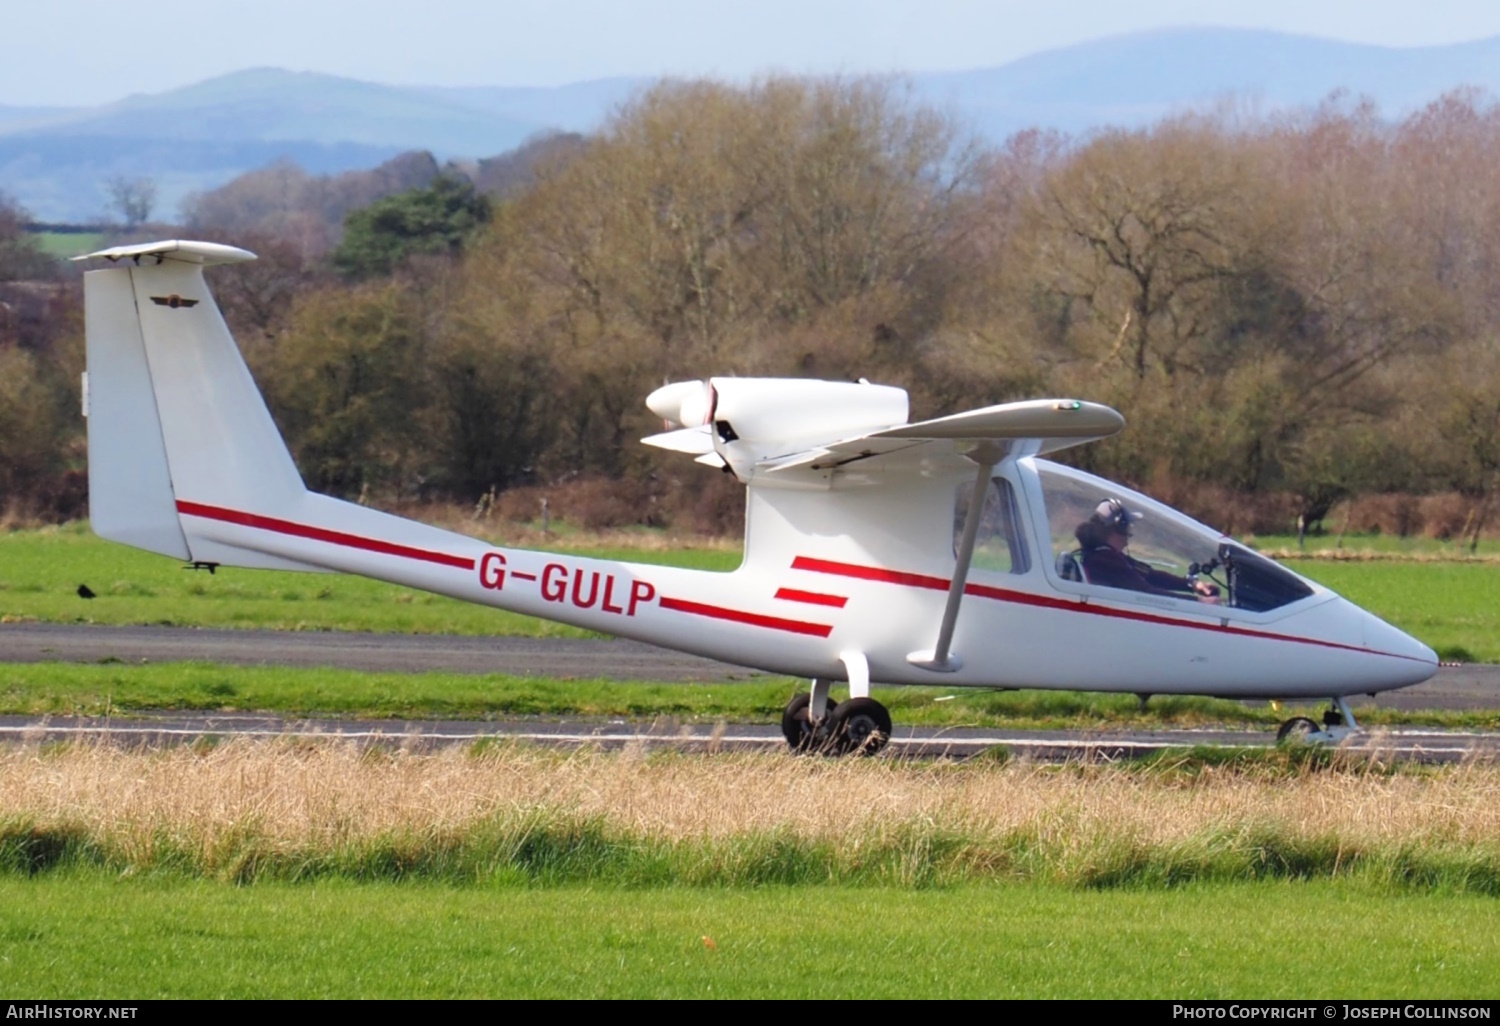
[1077,499,1219,602]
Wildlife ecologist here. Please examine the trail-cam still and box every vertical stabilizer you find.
[78,241,318,570]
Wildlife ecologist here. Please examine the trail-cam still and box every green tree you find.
[334,175,492,278]
[260,284,430,498]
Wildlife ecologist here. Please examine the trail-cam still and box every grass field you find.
[2,660,1493,728]
[1280,559,1500,663]
[1,524,1495,659]
[1,876,1495,998]
[3,743,1500,997]
[0,522,732,637]
[1254,531,1499,558]
[28,231,106,260]
[4,742,1498,888]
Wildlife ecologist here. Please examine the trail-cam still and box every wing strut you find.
[908,457,995,672]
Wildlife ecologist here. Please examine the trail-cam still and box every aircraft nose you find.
[1355,602,1439,688]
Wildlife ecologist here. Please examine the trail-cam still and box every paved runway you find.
[0,622,1494,709]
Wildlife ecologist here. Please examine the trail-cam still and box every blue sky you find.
[8,0,1500,106]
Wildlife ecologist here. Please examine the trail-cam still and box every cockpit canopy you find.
[958,459,1317,614]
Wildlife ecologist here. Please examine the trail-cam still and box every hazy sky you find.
[8,0,1500,107]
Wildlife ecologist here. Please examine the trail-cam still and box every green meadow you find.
[3,739,1499,998]
[0,522,735,638]
[0,876,1495,998]
[27,231,106,260]
[1278,559,1500,664]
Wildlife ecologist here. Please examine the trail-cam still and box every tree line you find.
[2,78,1498,544]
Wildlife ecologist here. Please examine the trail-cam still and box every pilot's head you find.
[1091,498,1142,549]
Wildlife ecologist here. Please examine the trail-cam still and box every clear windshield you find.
[1031,460,1312,612]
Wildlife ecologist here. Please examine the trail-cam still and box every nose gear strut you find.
[1276,695,1359,745]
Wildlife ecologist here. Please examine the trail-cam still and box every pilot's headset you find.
[1094,498,1143,536]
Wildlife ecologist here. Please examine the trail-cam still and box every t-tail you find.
[77,240,548,585]
[80,240,334,570]
[74,240,809,672]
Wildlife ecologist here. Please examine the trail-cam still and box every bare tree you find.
[106,176,157,227]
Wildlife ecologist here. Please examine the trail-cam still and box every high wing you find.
[756,399,1125,478]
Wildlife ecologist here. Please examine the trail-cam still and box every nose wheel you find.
[1276,696,1359,745]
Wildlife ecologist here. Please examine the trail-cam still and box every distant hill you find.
[6,29,1500,222]
[0,104,76,134]
[35,69,548,151]
[0,70,639,222]
[911,27,1500,138]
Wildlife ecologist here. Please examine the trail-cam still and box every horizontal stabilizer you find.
[74,240,256,267]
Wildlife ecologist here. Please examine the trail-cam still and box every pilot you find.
[1076,498,1219,602]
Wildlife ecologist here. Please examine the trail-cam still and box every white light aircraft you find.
[76,241,1438,753]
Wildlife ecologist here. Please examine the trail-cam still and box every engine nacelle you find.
[644,377,911,483]
[649,377,908,441]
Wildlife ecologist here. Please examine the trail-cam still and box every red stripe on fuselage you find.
[791,555,1430,663]
[791,556,947,591]
[774,587,848,608]
[176,500,476,571]
[659,596,833,637]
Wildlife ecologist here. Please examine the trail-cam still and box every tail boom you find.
[78,240,847,676]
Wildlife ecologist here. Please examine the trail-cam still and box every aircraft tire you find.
[1276,716,1321,744]
[781,692,839,753]
[829,697,892,757]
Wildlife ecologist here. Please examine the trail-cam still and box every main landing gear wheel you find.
[781,692,840,753]
[828,697,892,757]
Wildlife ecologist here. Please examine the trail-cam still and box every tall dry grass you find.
[3,740,1499,888]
